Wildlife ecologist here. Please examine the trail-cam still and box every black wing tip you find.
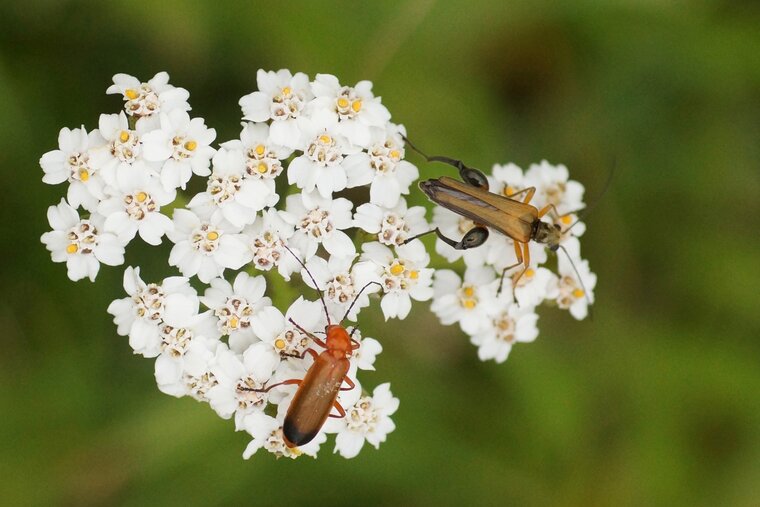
[283,419,318,448]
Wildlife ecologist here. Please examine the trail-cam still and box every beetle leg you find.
[238,378,301,393]
[281,348,320,361]
[349,337,361,350]
[339,376,356,391]
[455,226,489,249]
[497,241,525,296]
[401,135,489,189]
[508,242,531,304]
[403,226,488,250]
[328,401,347,418]
[504,186,536,204]
[288,318,327,349]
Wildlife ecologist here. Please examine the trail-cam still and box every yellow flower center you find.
[229,316,239,329]
[136,192,148,202]
[389,150,400,159]
[207,231,219,241]
[463,286,474,297]
[525,268,535,278]
[79,169,89,182]
[257,162,268,174]
[504,186,516,197]
[561,215,573,225]
[274,338,286,350]
[281,86,291,97]
[572,289,585,298]
[337,97,349,108]
[319,134,332,144]
[390,263,405,276]
[351,100,362,112]
[462,299,477,309]
[125,89,139,100]
[119,131,130,142]
[409,270,419,280]
[255,144,265,156]
[66,243,78,254]
[184,140,197,151]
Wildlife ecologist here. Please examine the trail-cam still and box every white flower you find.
[200,272,275,353]
[187,147,276,228]
[243,208,300,280]
[255,297,323,361]
[353,199,428,247]
[97,161,175,245]
[206,342,280,430]
[40,200,124,281]
[523,160,586,216]
[346,327,382,371]
[242,412,325,459]
[141,110,216,191]
[96,112,154,186]
[488,162,528,198]
[430,266,500,335]
[167,208,251,283]
[471,300,539,363]
[309,73,391,148]
[342,124,419,208]
[286,191,355,260]
[555,237,596,320]
[158,340,227,401]
[300,255,373,322]
[331,383,398,459]
[153,311,221,397]
[106,267,199,357]
[239,69,313,148]
[354,240,434,320]
[221,123,293,180]
[287,111,363,198]
[513,266,560,308]
[40,127,108,212]
[107,71,190,127]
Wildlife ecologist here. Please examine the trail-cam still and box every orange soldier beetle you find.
[241,245,381,448]
[402,136,597,307]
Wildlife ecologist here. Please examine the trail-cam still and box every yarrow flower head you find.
[40,68,597,462]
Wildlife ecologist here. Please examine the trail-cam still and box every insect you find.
[402,136,595,304]
[242,245,380,448]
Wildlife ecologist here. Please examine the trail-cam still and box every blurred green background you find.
[2,0,759,505]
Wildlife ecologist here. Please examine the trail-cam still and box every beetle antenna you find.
[557,244,593,319]
[562,158,616,236]
[341,281,383,323]
[281,243,331,326]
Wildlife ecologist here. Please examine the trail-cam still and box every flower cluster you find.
[39,70,420,459]
[39,68,597,459]
[429,161,596,363]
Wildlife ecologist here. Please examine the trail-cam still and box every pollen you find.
[282,86,292,96]
[66,243,78,254]
[257,162,268,174]
[229,316,239,329]
[136,192,148,202]
[184,140,197,151]
[525,268,535,278]
[504,186,515,196]
[463,286,474,297]
[389,150,400,159]
[462,299,477,309]
[255,144,265,155]
[337,97,349,108]
[390,263,405,276]
[119,131,130,142]
[573,289,585,298]
[125,89,139,100]
[409,270,419,279]
[561,215,573,225]
[319,134,332,144]
[351,100,362,112]
[274,338,286,350]
[207,231,219,241]
[79,169,90,182]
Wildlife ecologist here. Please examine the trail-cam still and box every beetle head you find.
[535,221,562,251]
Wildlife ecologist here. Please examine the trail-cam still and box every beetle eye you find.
[554,224,562,231]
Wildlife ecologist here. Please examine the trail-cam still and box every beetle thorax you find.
[533,221,562,250]
[325,324,351,355]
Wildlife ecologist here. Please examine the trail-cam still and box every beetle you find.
[242,245,380,448]
[402,136,593,303]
